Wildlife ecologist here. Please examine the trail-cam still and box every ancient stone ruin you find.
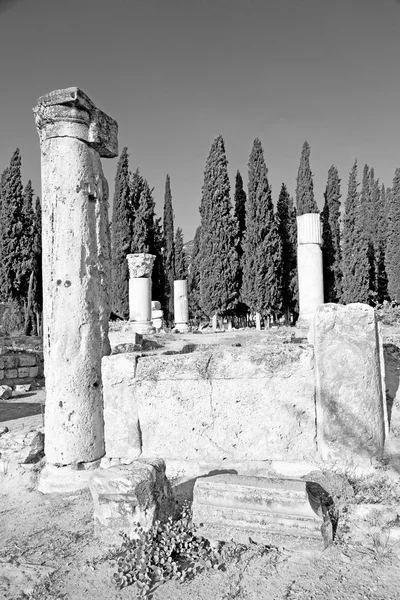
[22,86,398,551]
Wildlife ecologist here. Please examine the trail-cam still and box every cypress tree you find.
[174,227,187,279]
[0,149,25,303]
[277,183,297,320]
[21,181,37,334]
[321,166,342,302]
[386,168,400,303]
[352,165,371,303]
[234,170,247,319]
[111,147,133,318]
[131,180,156,253]
[30,196,43,334]
[198,135,239,317]
[242,138,282,319]
[163,175,175,324]
[342,160,359,303]
[188,226,203,323]
[296,141,319,216]
[375,183,389,304]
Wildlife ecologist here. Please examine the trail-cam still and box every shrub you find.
[112,503,222,597]
[375,302,400,326]
[1,301,24,335]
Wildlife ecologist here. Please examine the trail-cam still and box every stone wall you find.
[102,344,317,472]
[0,337,44,387]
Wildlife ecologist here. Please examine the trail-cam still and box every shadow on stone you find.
[0,401,44,422]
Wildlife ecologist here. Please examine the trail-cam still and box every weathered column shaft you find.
[33,87,118,467]
[127,253,156,335]
[297,213,324,328]
[173,280,189,332]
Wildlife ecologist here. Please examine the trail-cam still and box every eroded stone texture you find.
[33,88,118,467]
[89,458,175,545]
[103,345,317,464]
[314,303,386,463]
[127,253,155,334]
[383,343,400,456]
[192,474,323,549]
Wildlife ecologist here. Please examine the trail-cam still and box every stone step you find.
[192,474,324,549]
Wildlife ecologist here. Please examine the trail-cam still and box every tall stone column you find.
[174,280,189,332]
[296,213,324,329]
[33,88,118,492]
[127,253,156,334]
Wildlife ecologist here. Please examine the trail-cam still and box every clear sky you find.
[1,0,400,242]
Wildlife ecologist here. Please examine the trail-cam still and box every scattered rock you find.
[0,385,12,400]
[14,383,32,394]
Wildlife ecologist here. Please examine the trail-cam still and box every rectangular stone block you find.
[19,355,37,367]
[0,370,4,380]
[135,345,316,462]
[192,474,322,549]
[5,369,18,379]
[29,366,39,378]
[3,356,17,369]
[18,367,30,378]
[102,353,141,459]
[314,303,385,463]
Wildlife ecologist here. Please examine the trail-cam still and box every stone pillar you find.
[33,88,118,490]
[127,253,156,334]
[173,280,189,332]
[296,213,324,328]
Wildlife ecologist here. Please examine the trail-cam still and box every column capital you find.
[127,253,156,278]
[33,87,118,158]
[297,213,322,245]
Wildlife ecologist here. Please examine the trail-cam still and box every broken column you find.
[33,87,118,492]
[314,303,386,464]
[296,213,324,328]
[127,253,155,334]
[173,280,189,332]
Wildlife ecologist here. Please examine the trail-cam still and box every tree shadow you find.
[0,402,44,423]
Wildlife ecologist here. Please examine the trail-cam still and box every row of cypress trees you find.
[0,149,42,334]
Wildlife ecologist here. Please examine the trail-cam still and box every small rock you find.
[14,384,32,394]
[0,385,12,400]
[0,426,9,436]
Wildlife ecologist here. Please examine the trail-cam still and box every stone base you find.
[192,474,324,550]
[296,314,314,329]
[174,322,190,333]
[89,458,175,545]
[38,459,102,494]
[128,320,155,335]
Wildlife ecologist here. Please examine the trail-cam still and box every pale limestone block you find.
[102,353,142,460]
[173,280,189,331]
[151,300,161,311]
[33,88,117,467]
[297,214,324,329]
[18,367,30,378]
[151,309,164,319]
[0,385,12,399]
[89,458,175,545]
[29,366,39,378]
[314,303,385,463]
[127,254,156,334]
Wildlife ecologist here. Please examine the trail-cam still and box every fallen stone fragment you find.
[89,457,175,545]
[0,385,12,400]
[14,383,32,394]
[192,474,324,550]
[0,429,44,464]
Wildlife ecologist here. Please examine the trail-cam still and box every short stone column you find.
[173,280,189,332]
[296,213,324,328]
[127,253,156,334]
[33,88,118,491]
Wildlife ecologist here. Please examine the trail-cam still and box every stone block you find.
[135,345,316,462]
[102,353,141,460]
[3,356,17,369]
[0,370,4,380]
[0,385,12,399]
[314,303,385,463]
[18,367,30,378]
[5,369,17,379]
[0,429,44,464]
[15,384,32,394]
[152,318,163,330]
[192,474,323,549]
[29,366,39,378]
[19,355,37,367]
[151,301,161,311]
[383,343,400,456]
[89,458,175,545]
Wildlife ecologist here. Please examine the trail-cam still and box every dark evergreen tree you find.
[30,196,43,334]
[366,167,377,303]
[174,227,187,279]
[163,174,175,324]
[321,166,342,302]
[111,147,133,318]
[342,160,359,303]
[198,135,239,317]
[242,138,282,319]
[234,170,247,319]
[188,226,203,323]
[131,180,156,253]
[374,183,389,303]
[296,141,319,216]
[352,165,371,303]
[386,168,400,303]
[277,183,297,321]
[21,181,36,334]
[0,149,25,303]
